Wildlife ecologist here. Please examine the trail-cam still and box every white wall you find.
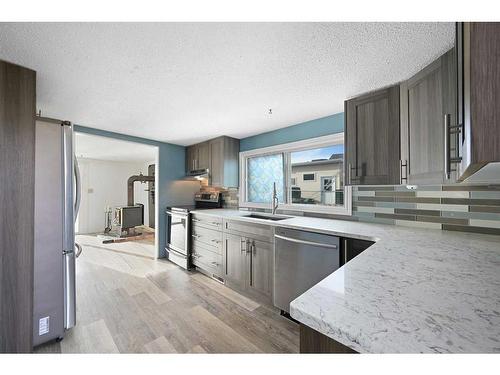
[76,158,155,234]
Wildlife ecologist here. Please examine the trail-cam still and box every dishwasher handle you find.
[274,234,338,249]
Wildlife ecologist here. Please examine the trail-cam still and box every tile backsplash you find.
[352,184,500,235]
[200,186,239,208]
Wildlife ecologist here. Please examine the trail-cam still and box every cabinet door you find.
[457,22,500,179]
[401,49,457,185]
[345,85,400,185]
[402,57,444,184]
[209,137,224,186]
[197,141,210,170]
[248,239,272,298]
[186,145,197,172]
[223,233,247,291]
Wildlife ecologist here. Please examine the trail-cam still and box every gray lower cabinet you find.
[248,238,272,298]
[400,48,457,184]
[345,85,401,185]
[223,231,273,302]
[191,220,224,278]
[191,242,223,278]
[223,232,248,291]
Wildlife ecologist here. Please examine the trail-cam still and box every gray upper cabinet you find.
[209,136,239,188]
[400,48,457,184]
[186,141,209,171]
[186,145,198,172]
[345,85,401,185]
[197,141,210,170]
[186,136,240,187]
[209,137,224,186]
[456,22,500,180]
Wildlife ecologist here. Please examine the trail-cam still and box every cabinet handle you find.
[400,159,408,184]
[211,239,221,244]
[444,113,462,179]
[348,163,359,185]
[240,238,247,253]
[246,240,254,254]
[192,218,200,222]
[192,234,200,239]
[211,222,220,226]
[211,261,219,266]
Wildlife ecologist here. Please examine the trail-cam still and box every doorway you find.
[74,132,159,259]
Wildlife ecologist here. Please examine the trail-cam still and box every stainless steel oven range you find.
[165,191,222,269]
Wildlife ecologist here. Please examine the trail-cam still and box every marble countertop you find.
[190,208,500,353]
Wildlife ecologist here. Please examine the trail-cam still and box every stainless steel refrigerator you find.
[33,118,81,346]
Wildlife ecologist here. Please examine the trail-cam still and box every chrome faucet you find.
[272,182,279,215]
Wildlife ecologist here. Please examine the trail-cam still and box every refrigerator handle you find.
[62,122,76,330]
[74,155,81,220]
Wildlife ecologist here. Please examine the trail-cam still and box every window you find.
[246,153,284,203]
[239,134,351,215]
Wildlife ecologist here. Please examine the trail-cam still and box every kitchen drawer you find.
[192,236,223,256]
[192,245,223,276]
[191,213,223,230]
[192,225,223,252]
[223,219,272,242]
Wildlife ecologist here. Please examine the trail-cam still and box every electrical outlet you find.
[39,316,50,335]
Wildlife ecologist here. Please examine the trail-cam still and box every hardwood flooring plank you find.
[61,319,119,353]
[144,336,178,353]
[186,305,263,353]
[191,273,260,311]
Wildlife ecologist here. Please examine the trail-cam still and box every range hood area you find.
[184,168,210,181]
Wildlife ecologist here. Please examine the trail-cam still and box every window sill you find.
[238,187,352,216]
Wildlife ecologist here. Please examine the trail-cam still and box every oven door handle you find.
[166,211,188,219]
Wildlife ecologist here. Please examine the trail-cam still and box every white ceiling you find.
[0,23,454,145]
[75,132,157,162]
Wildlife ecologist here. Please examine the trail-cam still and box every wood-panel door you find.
[248,239,272,298]
[345,85,400,185]
[223,233,247,291]
[209,137,224,187]
[0,60,36,353]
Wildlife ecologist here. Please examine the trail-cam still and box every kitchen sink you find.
[244,213,290,221]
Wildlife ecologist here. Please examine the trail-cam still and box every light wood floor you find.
[34,242,299,353]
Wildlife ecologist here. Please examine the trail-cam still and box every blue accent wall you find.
[74,125,186,258]
[240,112,344,151]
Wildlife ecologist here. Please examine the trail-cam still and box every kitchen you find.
[0,9,499,373]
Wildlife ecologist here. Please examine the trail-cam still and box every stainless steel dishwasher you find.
[274,227,340,313]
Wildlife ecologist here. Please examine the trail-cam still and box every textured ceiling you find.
[75,132,157,162]
[0,23,454,145]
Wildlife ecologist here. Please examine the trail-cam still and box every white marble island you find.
[191,209,500,353]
